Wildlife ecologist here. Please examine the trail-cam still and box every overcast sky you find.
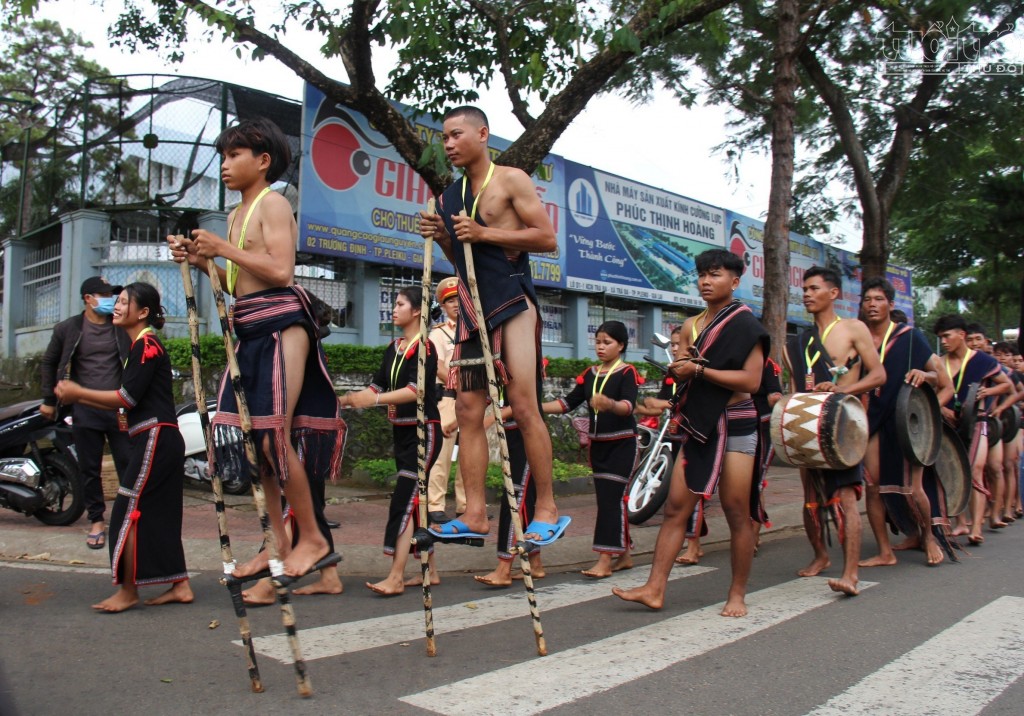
[36,0,864,247]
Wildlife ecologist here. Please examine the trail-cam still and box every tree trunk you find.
[761,0,799,363]
[858,210,888,282]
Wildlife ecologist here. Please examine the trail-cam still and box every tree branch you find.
[500,0,736,170]
[467,0,535,128]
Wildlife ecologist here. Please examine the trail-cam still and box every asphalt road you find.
[2,526,1023,715]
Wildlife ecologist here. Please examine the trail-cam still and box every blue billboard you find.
[298,85,565,288]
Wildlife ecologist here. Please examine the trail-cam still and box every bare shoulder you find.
[842,317,871,338]
[258,190,295,220]
[496,165,535,194]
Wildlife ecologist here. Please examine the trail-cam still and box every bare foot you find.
[892,536,921,551]
[581,568,612,579]
[925,541,945,566]
[968,534,985,545]
[293,568,344,596]
[365,575,404,597]
[511,566,546,580]
[798,556,831,577]
[404,573,440,587]
[612,555,634,572]
[721,593,748,617]
[990,520,1008,529]
[1002,514,1016,523]
[144,580,194,606]
[675,542,704,565]
[283,537,329,577]
[858,554,897,567]
[232,550,271,580]
[611,585,663,610]
[951,526,969,536]
[92,587,139,613]
[827,577,860,596]
[241,578,276,606]
[474,571,512,588]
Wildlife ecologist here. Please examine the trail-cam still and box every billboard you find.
[726,211,914,324]
[564,161,725,307]
[298,82,913,321]
[298,85,565,288]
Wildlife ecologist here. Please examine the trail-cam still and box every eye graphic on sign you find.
[729,221,757,267]
[310,102,390,192]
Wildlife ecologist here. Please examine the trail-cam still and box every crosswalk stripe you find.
[244,566,716,662]
[400,577,877,716]
[804,595,1024,716]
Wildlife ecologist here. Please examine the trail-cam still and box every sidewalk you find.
[0,465,807,577]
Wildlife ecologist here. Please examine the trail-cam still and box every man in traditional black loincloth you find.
[934,315,1013,545]
[418,106,566,545]
[782,266,885,596]
[613,250,768,617]
[858,278,954,568]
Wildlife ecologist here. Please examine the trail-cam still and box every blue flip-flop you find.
[522,516,572,546]
[428,519,488,540]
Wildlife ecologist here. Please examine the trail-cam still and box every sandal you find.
[86,531,106,550]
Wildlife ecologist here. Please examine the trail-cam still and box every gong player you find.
[858,279,954,568]
[933,315,1013,546]
[782,266,885,596]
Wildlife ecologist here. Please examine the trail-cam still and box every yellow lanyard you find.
[461,162,495,221]
[390,334,420,389]
[225,186,271,295]
[124,327,155,369]
[691,310,707,343]
[593,359,622,413]
[944,349,974,398]
[805,316,841,371]
[878,321,897,364]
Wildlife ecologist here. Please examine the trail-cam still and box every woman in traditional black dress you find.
[543,320,642,577]
[57,282,191,612]
[340,286,443,596]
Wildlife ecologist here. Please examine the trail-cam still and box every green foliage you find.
[352,455,590,489]
[351,457,398,485]
[543,357,593,379]
[0,17,139,235]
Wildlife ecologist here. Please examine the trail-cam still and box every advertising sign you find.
[727,211,914,323]
[298,84,566,288]
[564,161,725,307]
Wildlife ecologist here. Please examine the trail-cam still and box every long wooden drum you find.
[770,391,869,469]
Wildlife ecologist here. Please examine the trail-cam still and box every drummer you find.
[933,315,1013,545]
[858,279,954,568]
[782,266,885,596]
[992,341,1024,523]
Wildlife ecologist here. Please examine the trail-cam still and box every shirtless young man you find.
[417,106,564,544]
[169,119,346,583]
[614,250,767,617]
[858,278,953,568]
[783,266,885,596]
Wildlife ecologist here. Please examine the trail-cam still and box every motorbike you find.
[625,332,677,524]
[176,399,249,495]
[0,399,84,526]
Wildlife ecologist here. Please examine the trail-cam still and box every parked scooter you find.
[0,399,84,525]
[625,333,678,524]
[176,400,249,495]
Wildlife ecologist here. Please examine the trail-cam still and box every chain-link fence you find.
[3,75,301,240]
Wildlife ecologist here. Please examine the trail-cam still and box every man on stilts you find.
[418,106,566,545]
